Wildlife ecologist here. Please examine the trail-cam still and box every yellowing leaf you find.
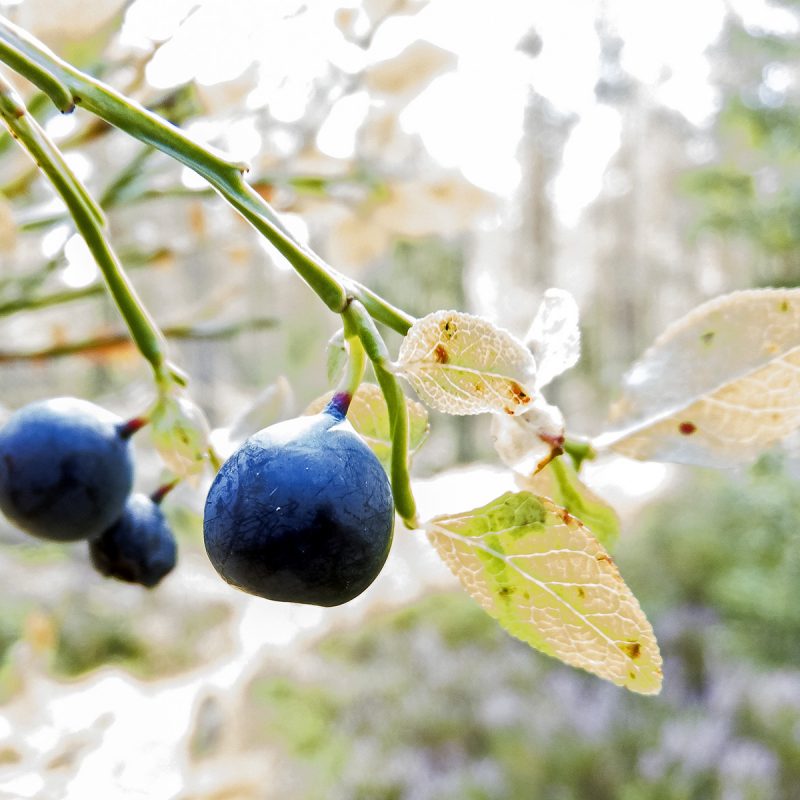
[599,289,800,466]
[517,459,620,550]
[397,311,538,415]
[426,492,662,694]
[305,383,429,469]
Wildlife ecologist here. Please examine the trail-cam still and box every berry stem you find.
[117,416,148,440]
[327,312,368,418]
[150,479,180,505]
[344,300,418,528]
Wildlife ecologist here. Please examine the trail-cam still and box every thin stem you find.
[0,71,168,379]
[563,438,597,472]
[344,299,417,528]
[0,316,278,363]
[329,313,366,417]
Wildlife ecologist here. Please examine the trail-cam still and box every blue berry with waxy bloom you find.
[203,395,394,607]
[0,397,140,542]
[89,491,177,588]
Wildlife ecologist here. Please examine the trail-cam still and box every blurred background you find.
[1,0,800,797]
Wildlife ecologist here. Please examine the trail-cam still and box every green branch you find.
[0,316,278,363]
[0,70,169,381]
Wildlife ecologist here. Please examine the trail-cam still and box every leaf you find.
[525,288,581,389]
[305,383,429,469]
[517,459,620,550]
[599,289,800,466]
[426,492,661,694]
[150,390,211,478]
[491,396,565,475]
[397,311,538,415]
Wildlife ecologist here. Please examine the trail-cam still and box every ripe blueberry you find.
[203,400,394,607]
[89,493,177,587]
[0,398,136,542]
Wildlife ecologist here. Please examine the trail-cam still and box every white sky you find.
[117,0,791,224]
[46,0,799,288]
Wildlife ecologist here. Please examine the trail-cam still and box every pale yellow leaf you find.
[517,459,620,550]
[426,491,662,694]
[601,289,800,466]
[397,311,538,415]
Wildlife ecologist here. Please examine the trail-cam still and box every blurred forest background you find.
[1,0,800,798]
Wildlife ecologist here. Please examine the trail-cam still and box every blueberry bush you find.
[1,11,800,700]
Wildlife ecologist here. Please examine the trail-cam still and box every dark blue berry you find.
[0,398,135,542]
[89,493,177,587]
[203,404,394,607]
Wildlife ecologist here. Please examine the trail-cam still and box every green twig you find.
[0,70,168,380]
[0,247,170,317]
[0,315,277,362]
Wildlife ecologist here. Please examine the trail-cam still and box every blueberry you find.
[203,403,394,607]
[0,398,135,542]
[89,493,177,587]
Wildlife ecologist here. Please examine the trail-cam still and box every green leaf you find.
[426,491,662,694]
[305,383,429,470]
[518,458,620,550]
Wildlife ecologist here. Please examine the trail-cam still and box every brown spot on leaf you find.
[440,318,457,339]
[629,671,637,680]
[434,344,449,364]
[473,381,484,393]
[508,381,532,406]
[576,587,586,599]
[498,586,515,598]
[620,641,642,660]
[780,300,790,312]
[558,508,574,525]
[679,421,696,435]
[700,331,715,345]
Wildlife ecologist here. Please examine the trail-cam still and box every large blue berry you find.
[203,402,394,607]
[89,493,177,587]
[0,397,135,542]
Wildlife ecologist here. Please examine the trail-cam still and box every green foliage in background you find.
[685,1,800,286]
